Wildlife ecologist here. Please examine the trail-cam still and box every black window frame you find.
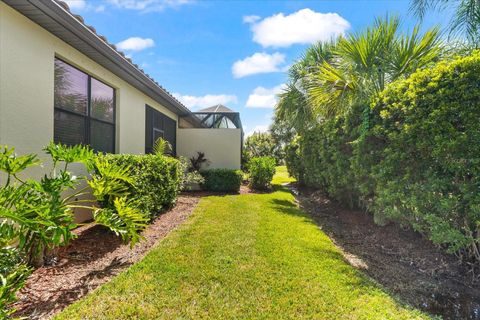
[54,57,116,153]
[145,105,177,156]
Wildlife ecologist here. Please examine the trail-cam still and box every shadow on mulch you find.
[12,194,202,320]
[277,183,480,320]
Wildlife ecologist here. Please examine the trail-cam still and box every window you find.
[145,105,176,155]
[54,58,115,153]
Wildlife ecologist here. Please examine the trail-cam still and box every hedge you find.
[364,52,480,259]
[292,52,480,262]
[200,169,242,192]
[100,154,182,220]
[248,157,276,190]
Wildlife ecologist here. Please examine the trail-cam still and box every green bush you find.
[363,52,480,258]
[248,157,276,190]
[100,154,181,219]
[302,104,363,208]
[284,136,305,184]
[0,248,30,319]
[200,169,242,192]
[0,143,150,316]
[291,52,480,262]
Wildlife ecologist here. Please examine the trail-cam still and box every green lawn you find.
[56,166,428,319]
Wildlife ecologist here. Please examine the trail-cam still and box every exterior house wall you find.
[177,129,242,170]
[0,2,178,167]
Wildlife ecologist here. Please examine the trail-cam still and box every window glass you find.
[54,110,86,146]
[54,58,115,153]
[90,120,115,153]
[91,78,114,123]
[54,59,88,114]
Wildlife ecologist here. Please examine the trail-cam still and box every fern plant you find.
[152,137,172,156]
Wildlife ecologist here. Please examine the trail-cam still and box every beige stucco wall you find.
[177,129,242,170]
[0,2,178,167]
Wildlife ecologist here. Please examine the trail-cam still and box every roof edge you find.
[4,0,192,116]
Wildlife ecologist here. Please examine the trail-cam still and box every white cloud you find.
[94,5,106,12]
[243,15,261,24]
[64,0,87,10]
[116,37,155,51]
[232,52,286,78]
[173,93,238,110]
[246,84,286,108]
[63,0,106,12]
[107,0,193,12]
[246,8,350,48]
[246,125,269,137]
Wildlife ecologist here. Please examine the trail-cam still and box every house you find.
[0,0,242,173]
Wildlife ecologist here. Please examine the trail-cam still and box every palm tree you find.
[274,41,338,134]
[411,0,480,45]
[306,16,441,117]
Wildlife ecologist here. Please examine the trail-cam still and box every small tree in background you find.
[244,132,284,168]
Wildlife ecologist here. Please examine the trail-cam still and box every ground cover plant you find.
[55,167,428,319]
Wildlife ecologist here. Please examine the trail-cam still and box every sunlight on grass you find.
[271,165,295,185]
[55,168,429,319]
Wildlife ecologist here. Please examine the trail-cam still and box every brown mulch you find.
[12,193,203,320]
[293,185,480,320]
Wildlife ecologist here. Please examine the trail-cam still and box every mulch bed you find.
[294,185,480,320]
[12,192,203,319]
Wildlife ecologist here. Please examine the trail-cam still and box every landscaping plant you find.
[0,142,151,317]
[248,157,276,190]
[243,132,284,167]
[189,152,210,172]
[100,153,182,220]
[200,169,242,192]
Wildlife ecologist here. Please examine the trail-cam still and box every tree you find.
[306,16,442,117]
[411,0,480,45]
[244,132,283,165]
[274,41,338,135]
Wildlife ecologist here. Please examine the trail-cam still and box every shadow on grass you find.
[272,184,480,320]
[265,186,438,318]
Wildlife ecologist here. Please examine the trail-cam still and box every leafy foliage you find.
[0,247,30,318]
[200,169,242,192]
[0,143,161,316]
[361,52,480,260]
[189,152,210,172]
[152,138,172,156]
[295,51,480,263]
[283,135,305,184]
[248,157,276,190]
[243,132,284,168]
[100,154,182,220]
[411,0,480,45]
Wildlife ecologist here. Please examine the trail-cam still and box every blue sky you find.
[65,0,451,136]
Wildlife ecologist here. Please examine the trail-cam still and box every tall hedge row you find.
[290,52,480,261]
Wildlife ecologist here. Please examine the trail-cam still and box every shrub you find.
[301,105,363,208]
[201,169,242,192]
[244,132,284,166]
[288,52,480,262]
[363,52,480,259]
[284,136,304,184]
[100,154,182,219]
[0,143,149,316]
[0,248,30,318]
[248,157,276,190]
